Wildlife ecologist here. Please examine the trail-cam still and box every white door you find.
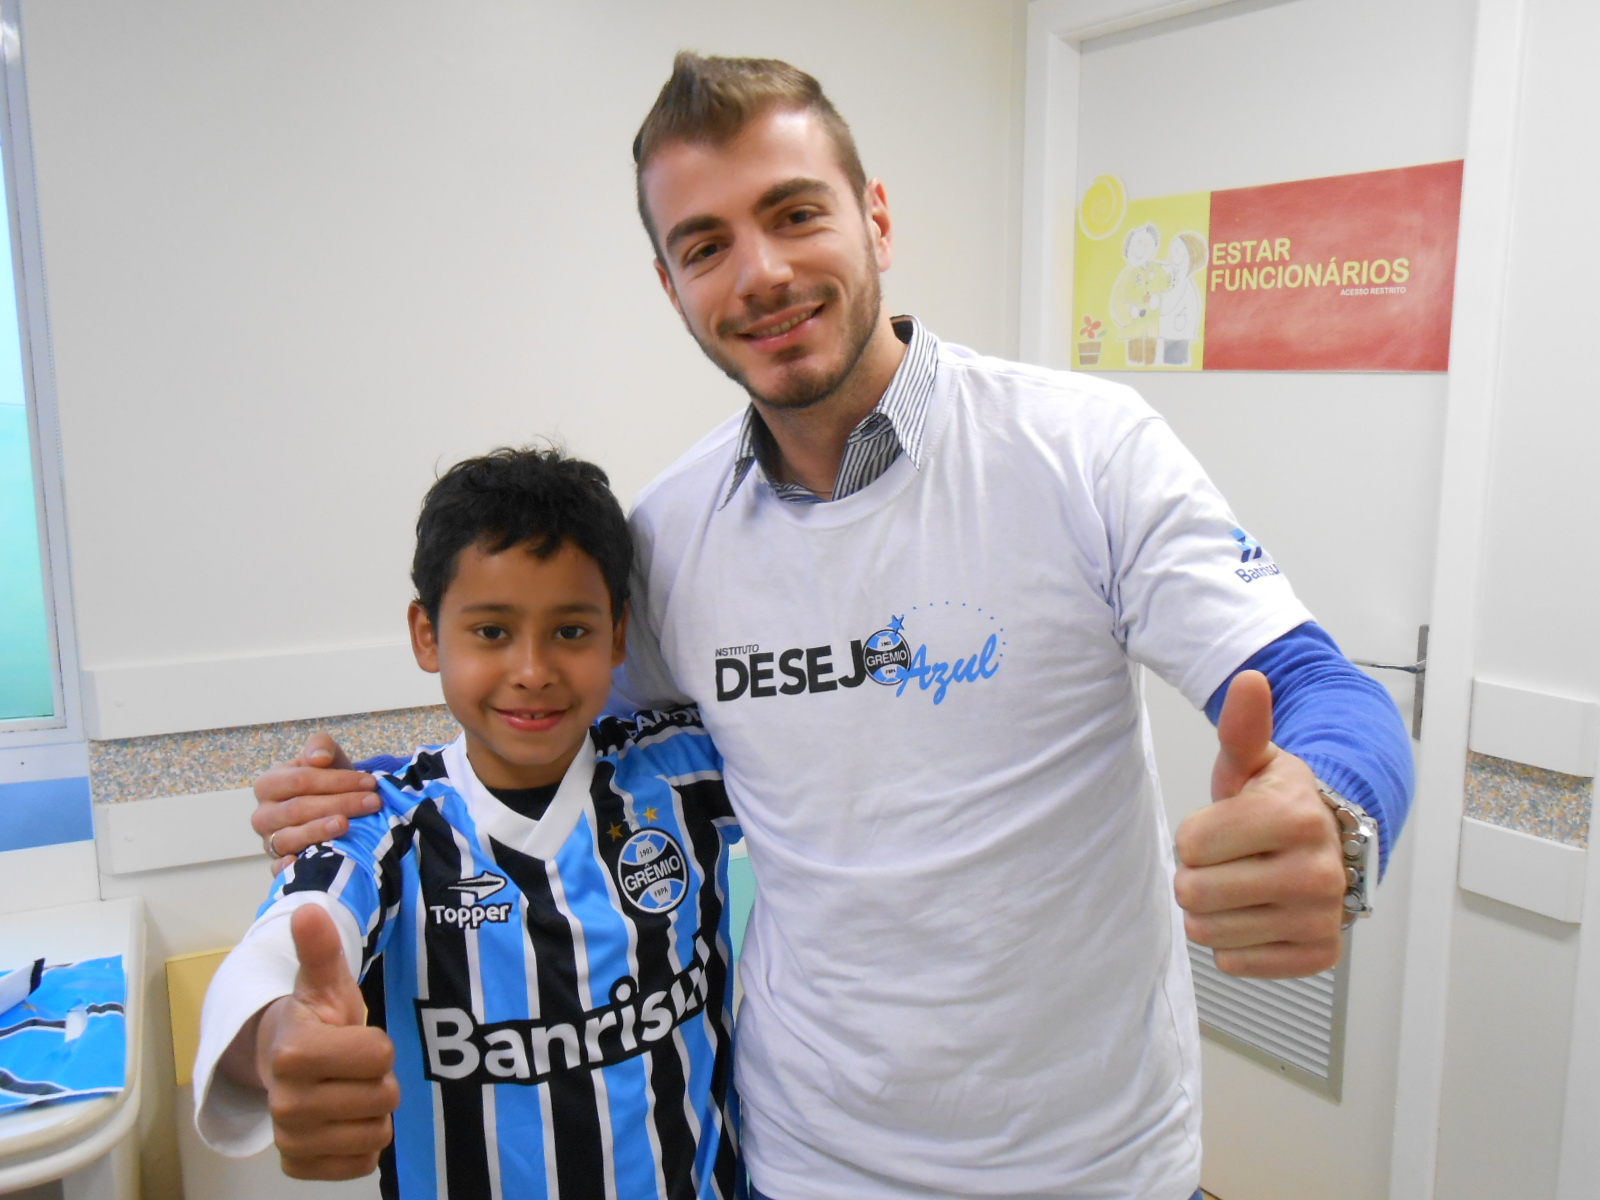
[1050,1,1477,1196]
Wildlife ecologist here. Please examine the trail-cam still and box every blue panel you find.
[0,776,92,851]
[0,394,52,722]
[728,853,756,962]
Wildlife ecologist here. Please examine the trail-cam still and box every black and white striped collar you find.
[720,315,938,509]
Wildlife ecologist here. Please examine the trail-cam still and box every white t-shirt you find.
[618,338,1312,1200]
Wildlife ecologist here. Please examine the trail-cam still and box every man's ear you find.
[654,258,685,319]
[864,178,894,273]
[408,601,441,674]
[611,604,630,669]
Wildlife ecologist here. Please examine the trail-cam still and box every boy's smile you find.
[408,540,626,791]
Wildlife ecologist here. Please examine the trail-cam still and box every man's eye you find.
[684,241,721,266]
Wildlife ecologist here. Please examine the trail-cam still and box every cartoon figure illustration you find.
[1157,231,1208,366]
[1110,223,1170,367]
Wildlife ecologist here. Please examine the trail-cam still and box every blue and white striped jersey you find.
[265,707,743,1200]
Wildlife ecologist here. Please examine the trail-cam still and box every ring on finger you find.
[266,830,283,859]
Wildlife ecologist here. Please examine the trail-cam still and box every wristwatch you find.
[1318,783,1378,928]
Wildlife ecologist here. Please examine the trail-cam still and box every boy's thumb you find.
[290,904,363,1027]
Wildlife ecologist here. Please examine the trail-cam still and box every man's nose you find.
[732,233,794,298]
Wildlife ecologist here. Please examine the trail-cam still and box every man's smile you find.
[739,303,823,341]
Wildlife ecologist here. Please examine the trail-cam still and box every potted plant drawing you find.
[1078,316,1104,366]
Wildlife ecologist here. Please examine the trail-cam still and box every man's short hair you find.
[411,446,632,625]
[632,51,868,252]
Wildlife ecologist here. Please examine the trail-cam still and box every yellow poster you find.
[1072,177,1211,372]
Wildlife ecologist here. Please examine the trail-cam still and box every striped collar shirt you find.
[720,315,938,508]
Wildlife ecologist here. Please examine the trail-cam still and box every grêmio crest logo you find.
[714,614,1001,707]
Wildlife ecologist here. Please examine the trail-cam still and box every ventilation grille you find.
[1187,940,1348,1097]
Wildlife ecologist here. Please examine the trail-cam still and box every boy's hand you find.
[1174,671,1349,979]
[253,733,380,873]
[256,905,398,1180]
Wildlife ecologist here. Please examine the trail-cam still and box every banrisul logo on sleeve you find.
[1230,526,1282,583]
[713,605,1005,707]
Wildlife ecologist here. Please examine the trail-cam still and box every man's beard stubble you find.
[694,259,884,413]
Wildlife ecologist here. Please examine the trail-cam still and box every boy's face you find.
[409,540,626,790]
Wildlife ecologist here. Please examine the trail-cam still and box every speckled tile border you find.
[87,706,461,804]
[1464,750,1593,848]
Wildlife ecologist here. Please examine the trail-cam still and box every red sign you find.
[1203,161,1463,371]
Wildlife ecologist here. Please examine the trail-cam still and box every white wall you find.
[19,0,1026,735]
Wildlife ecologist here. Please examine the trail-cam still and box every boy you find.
[192,447,744,1199]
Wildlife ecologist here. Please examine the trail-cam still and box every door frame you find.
[1385,1,1528,1195]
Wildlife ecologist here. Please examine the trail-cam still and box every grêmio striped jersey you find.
[267,707,743,1200]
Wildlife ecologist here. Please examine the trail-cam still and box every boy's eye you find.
[475,625,510,642]
[554,624,590,642]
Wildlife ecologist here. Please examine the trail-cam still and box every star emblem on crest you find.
[607,823,625,840]
[888,614,905,634]
[643,807,659,822]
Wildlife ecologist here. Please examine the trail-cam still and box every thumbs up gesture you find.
[1174,671,1349,979]
[253,904,400,1180]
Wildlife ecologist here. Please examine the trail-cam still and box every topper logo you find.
[429,871,513,927]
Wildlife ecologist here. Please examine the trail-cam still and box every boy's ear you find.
[611,603,630,668]
[408,601,441,674]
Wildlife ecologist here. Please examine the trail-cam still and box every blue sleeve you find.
[356,754,410,774]
[1204,622,1414,875]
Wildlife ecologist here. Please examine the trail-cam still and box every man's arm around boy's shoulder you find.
[252,732,384,873]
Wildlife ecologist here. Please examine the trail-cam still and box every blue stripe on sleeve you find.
[1204,621,1414,875]
[355,754,410,774]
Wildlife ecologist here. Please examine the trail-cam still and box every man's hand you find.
[252,733,380,873]
[255,905,399,1180]
[1174,670,1348,978]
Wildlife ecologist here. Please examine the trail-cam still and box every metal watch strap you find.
[1318,784,1377,928]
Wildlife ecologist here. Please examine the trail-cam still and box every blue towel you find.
[0,955,126,1113]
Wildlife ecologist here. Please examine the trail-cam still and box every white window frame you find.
[0,0,82,749]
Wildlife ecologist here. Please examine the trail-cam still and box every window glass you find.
[0,118,53,723]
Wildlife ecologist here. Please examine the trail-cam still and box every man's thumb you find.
[1211,669,1275,801]
[290,904,363,1026]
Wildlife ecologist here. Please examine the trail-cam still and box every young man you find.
[195,449,743,1198]
[253,55,1413,1200]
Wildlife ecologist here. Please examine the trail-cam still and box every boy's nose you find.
[512,645,558,688]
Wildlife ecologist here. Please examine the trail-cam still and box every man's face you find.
[643,109,892,411]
